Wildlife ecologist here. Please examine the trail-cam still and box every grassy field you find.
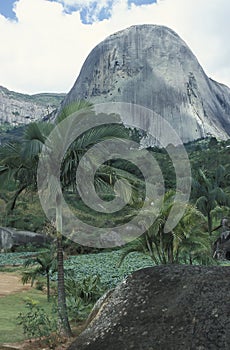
[0,287,52,343]
[0,250,153,344]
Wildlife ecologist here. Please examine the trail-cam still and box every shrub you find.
[66,296,92,322]
[65,274,106,304]
[17,298,58,347]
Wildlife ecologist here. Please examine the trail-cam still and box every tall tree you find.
[0,101,134,336]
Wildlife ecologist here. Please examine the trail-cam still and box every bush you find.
[65,274,106,304]
[17,298,58,346]
[66,296,92,322]
[35,279,45,291]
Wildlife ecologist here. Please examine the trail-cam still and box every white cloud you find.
[0,0,229,94]
[49,0,115,23]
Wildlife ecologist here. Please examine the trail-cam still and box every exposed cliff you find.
[61,25,230,144]
[0,85,65,126]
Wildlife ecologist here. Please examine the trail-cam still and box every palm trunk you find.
[167,238,174,264]
[46,269,50,302]
[207,212,212,236]
[10,185,27,211]
[56,194,72,337]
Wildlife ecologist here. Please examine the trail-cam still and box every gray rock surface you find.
[0,226,49,251]
[0,85,65,126]
[213,232,230,260]
[68,265,230,350]
[61,25,230,144]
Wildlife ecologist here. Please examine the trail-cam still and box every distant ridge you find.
[0,85,65,126]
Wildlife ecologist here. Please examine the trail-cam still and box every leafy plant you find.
[64,274,106,323]
[0,251,38,266]
[66,296,91,322]
[192,166,229,235]
[17,298,57,345]
[119,191,210,265]
[65,274,106,303]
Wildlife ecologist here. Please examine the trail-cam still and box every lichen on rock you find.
[68,265,230,350]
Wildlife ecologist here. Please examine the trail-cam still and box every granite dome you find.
[61,24,230,144]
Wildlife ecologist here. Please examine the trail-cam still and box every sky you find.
[0,0,229,94]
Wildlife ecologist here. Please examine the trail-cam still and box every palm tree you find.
[21,247,57,302]
[1,122,74,336]
[119,190,207,265]
[0,143,34,210]
[0,100,136,336]
[0,122,53,210]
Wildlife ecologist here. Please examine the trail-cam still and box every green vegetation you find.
[0,288,53,343]
[0,86,65,107]
[0,124,25,144]
[17,298,57,344]
[0,252,43,266]
[0,250,153,288]
[0,122,16,133]
[1,98,230,345]
[0,100,140,337]
[119,191,212,265]
[64,250,153,289]
[1,135,230,246]
[192,165,229,235]
[22,247,57,301]
[0,250,152,344]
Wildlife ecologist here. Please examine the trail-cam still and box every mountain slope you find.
[0,85,65,126]
[61,25,230,144]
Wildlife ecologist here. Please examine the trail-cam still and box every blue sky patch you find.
[0,0,17,20]
[128,0,156,6]
[48,0,114,24]
[80,1,113,24]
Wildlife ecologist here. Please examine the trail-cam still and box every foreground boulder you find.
[68,265,230,350]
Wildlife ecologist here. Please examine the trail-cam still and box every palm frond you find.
[73,124,129,151]
[23,122,46,143]
[56,100,93,124]
[118,244,145,267]
[21,268,42,286]
[0,142,21,167]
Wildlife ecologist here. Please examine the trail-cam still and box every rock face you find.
[213,218,230,260]
[68,265,230,350]
[213,234,230,260]
[0,85,65,126]
[61,25,230,144]
[0,226,50,251]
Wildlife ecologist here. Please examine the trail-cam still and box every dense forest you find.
[0,102,230,341]
[1,107,230,261]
